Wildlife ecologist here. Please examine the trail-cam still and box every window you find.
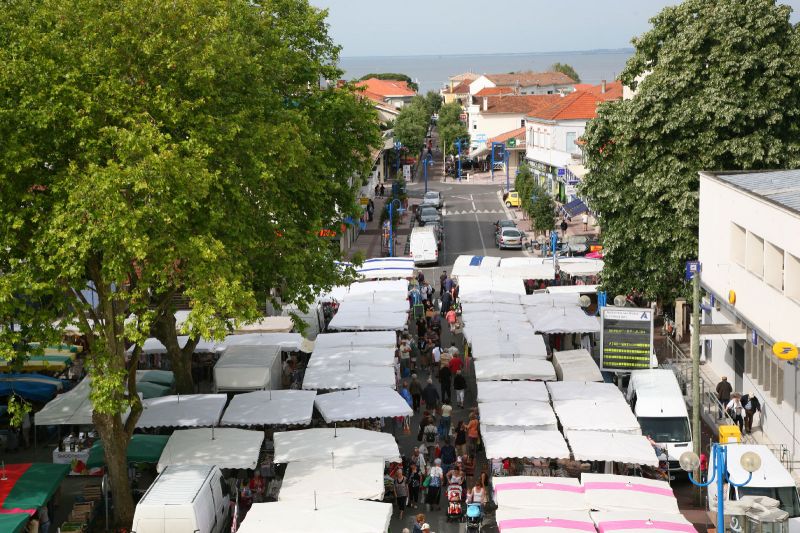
[520,119,525,128]
[786,253,800,303]
[473,124,477,130]
[746,232,764,278]
[730,223,745,266]
[764,241,784,291]
[565,132,576,153]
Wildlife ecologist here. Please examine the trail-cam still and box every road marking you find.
[474,211,487,255]
[470,194,476,211]
[442,209,502,216]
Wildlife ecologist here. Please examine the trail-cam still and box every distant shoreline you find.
[339,48,635,60]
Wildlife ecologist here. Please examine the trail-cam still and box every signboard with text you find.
[600,307,654,371]
[403,165,411,180]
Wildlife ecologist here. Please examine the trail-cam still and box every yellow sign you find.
[728,290,736,305]
[773,342,799,361]
[360,197,370,206]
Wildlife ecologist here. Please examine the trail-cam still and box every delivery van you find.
[132,465,231,533]
[626,369,693,472]
[410,226,439,265]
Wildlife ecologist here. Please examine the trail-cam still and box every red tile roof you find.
[573,80,623,101]
[481,94,563,114]
[449,72,479,82]
[484,71,575,87]
[488,127,526,145]
[526,90,615,121]
[356,78,416,97]
[450,81,472,94]
[475,86,515,97]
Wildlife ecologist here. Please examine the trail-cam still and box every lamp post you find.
[455,138,463,182]
[394,141,402,177]
[388,198,401,257]
[505,149,510,192]
[423,153,433,194]
[680,448,762,533]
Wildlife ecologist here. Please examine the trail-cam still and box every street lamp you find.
[394,141,402,177]
[454,138,463,182]
[680,447,762,533]
[388,198,402,257]
[505,149,510,192]
[423,153,434,194]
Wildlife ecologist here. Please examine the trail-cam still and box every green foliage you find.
[517,165,556,235]
[437,101,469,155]
[424,91,443,115]
[394,96,431,151]
[581,0,800,303]
[550,63,581,83]
[358,72,418,92]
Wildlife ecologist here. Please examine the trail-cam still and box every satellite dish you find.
[579,295,591,308]
[613,295,627,307]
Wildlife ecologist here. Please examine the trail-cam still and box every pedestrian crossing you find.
[442,208,503,216]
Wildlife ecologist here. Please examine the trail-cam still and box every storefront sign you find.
[53,449,103,476]
[773,342,799,361]
[507,138,517,148]
[403,165,411,179]
[359,197,370,206]
[601,307,654,371]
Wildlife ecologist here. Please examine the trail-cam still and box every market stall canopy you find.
[213,344,282,392]
[321,279,408,303]
[237,498,392,533]
[492,476,587,511]
[483,429,570,460]
[568,432,658,467]
[591,512,694,533]
[479,401,557,431]
[86,434,169,469]
[457,276,526,297]
[458,290,521,305]
[496,509,595,533]
[135,381,172,399]
[327,303,408,331]
[313,331,397,350]
[0,354,72,372]
[0,463,70,513]
[547,382,625,402]
[355,257,415,280]
[279,458,386,501]
[136,394,227,429]
[302,364,396,390]
[552,399,641,434]
[314,387,412,423]
[546,285,599,295]
[451,255,501,278]
[494,263,556,280]
[582,474,679,513]
[521,293,582,307]
[468,334,548,360]
[0,374,63,403]
[223,333,304,351]
[552,349,603,382]
[273,428,400,463]
[234,316,294,333]
[35,377,133,426]
[460,302,525,315]
[525,306,600,334]
[463,325,541,348]
[156,428,263,472]
[474,359,556,382]
[307,346,396,368]
[130,336,222,356]
[0,514,28,533]
[220,390,316,427]
[558,259,604,277]
[478,381,549,403]
[136,370,174,387]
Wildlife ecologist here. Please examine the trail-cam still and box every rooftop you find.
[355,78,416,98]
[526,90,618,121]
[484,71,576,87]
[487,127,526,145]
[449,71,479,82]
[573,80,624,101]
[482,94,562,115]
[475,86,516,97]
[705,170,800,215]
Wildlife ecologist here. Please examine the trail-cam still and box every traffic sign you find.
[557,168,566,177]
[685,260,701,280]
[507,138,517,148]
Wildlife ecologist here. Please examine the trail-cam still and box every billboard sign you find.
[402,165,411,180]
[600,307,654,371]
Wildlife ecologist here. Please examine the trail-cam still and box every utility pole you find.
[691,267,702,491]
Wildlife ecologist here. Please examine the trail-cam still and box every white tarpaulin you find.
[474,359,556,381]
[237,499,392,533]
[307,346,396,367]
[279,458,386,501]
[582,474,679,513]
[131,336,222,355]
[521,293,582,307]
[483,430,570,460]
[552,349,603,382]
[327,302,408,331]
[458,276,526,297]
[355,258,415,280]
[137,394,227,428]
[313,331,397,350]
[568,432,658,466]
[552,399,641,434]
[315,387,412,422]
[234,316,294,333]
[461,310,529,326]
[35,377,132,426]
[478,381,550,403]
[479,401,557,431]
[547,382,625,402]
[273,427,400,463]
[525,306,600,334]
[214,344,281,392]
[494,264,556,280]
[302,364,396,390]
[558,259,604,276]
[451,255,501,278]
[220,390,316,427]
[223,333,303,351]
[469,334,548,360]
[496,509,596,533]
[492,476,588,511]
[157,428,263,472]
[591,512,694,533]
[323,279,408,302]
[460,302,525,315]
[546,285,599,295]
[458,291,521,304]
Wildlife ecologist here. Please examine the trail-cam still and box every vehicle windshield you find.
[503,230,522,238]
[424,192,439,200]
[739,486,800,518]
[499,220,515,227]
[421,207,438,215]
[638,417,691,443]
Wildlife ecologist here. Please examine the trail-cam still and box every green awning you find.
[136,370,175,386]
[136,381,171,399]
[0,514,29,533]
[86,434,170,469]
[1,463,70,512]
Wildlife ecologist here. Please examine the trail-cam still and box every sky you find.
[309,0,800,57]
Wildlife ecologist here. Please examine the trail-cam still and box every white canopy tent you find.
[237,499,392,533]
[590,512,694,533]
[156,427,264,472]
[234,316,294,333]
[546,382,626,402]
[213,344,282,392]
[558,259,604,277]
[496,509,596,533]
[492,476,587,511]
[35,377,133,426]
[130,336,222,356]
[479,401,557,431]
[483,430,570,460]
[279,458,386,501]
[552,349,603,382]
[582,474,679,513]
[136,394,227,429]
[474,359,556,381]
[478,381,550,403]
[521,293,582,308]
[355,258,415,280]
[460,302,525,315]
[461,309,530,327]
[322,279,408,303]
[327,302,408,331]
[313,331,397,350]
[220,390,316,427]
[451,255,501,278]
[546,285,599,295]
[525,306,600,334]
[302,364,396,390]
[458,290,521,305]
[568,431,658,466]
[458,276,526,297]
[493,263,556,280]
[306,346,396,368]
[273,427,400,463]
[468,334,548,360]
[223,333,303,351]
[314,387,412,423]
[552,399,642,435]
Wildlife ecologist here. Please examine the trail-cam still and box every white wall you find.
[517,83,573,95]
[469,76,496,95]
[470,112,526,150]
[525,119,586,168]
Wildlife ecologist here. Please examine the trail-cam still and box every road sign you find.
[507,138,517,148]
[491,143,505,162]
[557,168,566,177]
[600,307,655,371]
[402,165,411,179]
[685,260,701,280]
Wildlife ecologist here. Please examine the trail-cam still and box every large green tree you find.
[0,0,378,526]
[580,0,800,303]
[550,63,581,83]
[437,101,469,155]
[394,96,431,155]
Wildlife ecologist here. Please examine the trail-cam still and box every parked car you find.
[417,206,441,225]
[503,191,521,208]
[421,191,444,209]
[493,219,517,236]
[496,227,524,249]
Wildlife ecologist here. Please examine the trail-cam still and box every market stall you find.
[302,364,396,390]
[552,349,603,382]
[314,387,412,423]
[477,381,550,403]
[478,401,557,431]
[322,279,408,303]
[273,427,400,463]
[492,476,587,511]
[306,345,396,367]
[223,333,304,351]
[213,344,282,392]
[581,474,679,513]
[0,373,63,403]
[220,390,316,427]
[326,303,408,331]
[546,285,600,295]
[521,293,583,307]
[0,463,70,513]
[234,316,294,333]
[467,332,548,360]
[551,399,642,435]
[547,382,627,402]
[354,257,415,280]
[451,255,502,278]
[156,428,264,472]
[591,512,695,533]
[474,358,556,382]
[0,514,29,533]
[237,498,392,533]
[278,458,386,501]
[483,429,570,460]
[457,276,526,297]
[567,432,659,467]
[458,290,521,305]
[85,434,169,469]
[496,509,596,533]
[136,394,227,429]
[312,331,398,350]
[525,306,600,334]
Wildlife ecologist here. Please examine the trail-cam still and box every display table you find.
[53,448,103,476]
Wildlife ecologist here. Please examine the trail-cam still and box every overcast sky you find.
[309,0,800,57]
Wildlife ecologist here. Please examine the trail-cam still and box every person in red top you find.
[448,354,462,374]
[699,452,708,483]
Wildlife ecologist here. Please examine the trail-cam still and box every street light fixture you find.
[388,198,402,258]
[394,141,402,177]
[423,153,434,194]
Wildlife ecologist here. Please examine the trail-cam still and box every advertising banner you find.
[600,307,654,371]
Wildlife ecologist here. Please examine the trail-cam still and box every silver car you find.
[421,191,444,209]
[496,227,524,249]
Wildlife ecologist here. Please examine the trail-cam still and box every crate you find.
[719,425,742,443]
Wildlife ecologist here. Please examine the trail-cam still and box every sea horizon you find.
[339,47,635,60]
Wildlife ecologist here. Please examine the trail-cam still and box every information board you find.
[600,307,654,371]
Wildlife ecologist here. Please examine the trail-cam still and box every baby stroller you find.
[446,483,463,522]
[466,502,483,531]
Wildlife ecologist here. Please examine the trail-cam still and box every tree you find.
[0,0,379,526]
[394,96,430,151]
[358,73,418,93]
[580,0,800,303]
[550,63,580,83]
[437,101,469,155]
[424,91,443,115]
[517,165,556,236]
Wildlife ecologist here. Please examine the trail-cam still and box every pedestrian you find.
[453,370,467,408]
[375,183,380,197]
[410,446,427,473]
[413,513,426,533]
[431,344,442,373]
[399,339,411,374]
[367,199,375,222]
[38,506,50,533]
[741,392,762,434]
[726,394,745,433]
[409,374,422,413]
[466,413,480,458]
[400,381,413,408]
[560,217,568,236]
[416,317,427,340]
[716,376,733,419]
[439,402,453,439]
[417,270,425,285]
[440,290,452,316]
[380,183,385,197]
[439,365,452,404]
[466,480,488,511]
[422,378,440,412]
[446,307,458,334]
[440,437,457,474]
[394,469,409,519]
[699,452,708,483]
[426,458,444,511]
[439,345,452,370]
[449,353,463,375]
[454,420,467,456]
[444,275,454,294]
[439,271,448,296]
[408,463,422,509]
[582,212,589,231]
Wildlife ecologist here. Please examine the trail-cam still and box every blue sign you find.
[550,231,558,254]
[752,330,759,346]
[557,168,566,177]
[685,260,701,280]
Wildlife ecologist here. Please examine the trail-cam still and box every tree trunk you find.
[93,412,136,528]
[153,311,198,394]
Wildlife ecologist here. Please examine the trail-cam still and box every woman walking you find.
[394,469,409,520]
[425,458,444,511]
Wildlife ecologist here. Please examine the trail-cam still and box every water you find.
[338,49,634,94]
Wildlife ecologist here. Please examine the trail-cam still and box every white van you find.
[410,226,439,265]
[132,465,231,533]
[626,369,693,472]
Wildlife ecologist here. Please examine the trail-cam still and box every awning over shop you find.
[561,198,588,218]
[0,463,70,513]
[582,473,680,512]
[86,434,170,469]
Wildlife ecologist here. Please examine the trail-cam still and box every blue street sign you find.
[557,168,566,177]
[550,231,558,254]
[685,260,701,280]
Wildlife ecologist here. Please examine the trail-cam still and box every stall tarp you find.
[34,377,132,426]
[479,401,557,431]
[314,387,412,423]
[493,264,556,281]
[451,255,501,278]
[0,380,59,404]
[591,511,694,533]
[492,476,587,511]
[0,514,29,533]
[223,333,304,351]
[460,302,525,315]
[0,463,70,512]
[558,260,604,277]
[307,346,396,368]
[568,432,658,467]
[546,382,625,402]
[355,258,415,280]
[552,349,603,383]
[457,277,526,297]
[582,474,679,513]
[235,316,294,333]
[520,293,582,308]
[237,499,392,533]
[525,307,600,334]
[312,331,397,350]
[458,291,521,305]
[136,370,175,386]
[156,428,264,473]
[136,381,172,399]
[213,344,282,392]
[273,428,400,463]
[137,394,227,428]
[327,302,408,331]
[220,390,316,427]
[474,359,556,382]
[321,279,408,303]
[131,336,222,356]
[546,285,600,295]
[496,509,596,533]
[477,381,549,403]
[279,458,386,501]
[468,334,548,360]
[86,434,170,468]
[0,355,71,372]
[0,373,64,390]
[552,399,641,435]
[483,429,570,460]
[302,364,396,390]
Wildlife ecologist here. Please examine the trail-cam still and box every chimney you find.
[483,97,488,112]
[601,80,607,94]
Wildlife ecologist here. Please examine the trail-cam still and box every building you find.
[441,80,472,105]
[468,71,575,96]
[699,170,800,460]
[467,94,562,153]
[355,78,416,109]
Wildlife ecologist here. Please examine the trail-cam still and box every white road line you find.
[470,194,476,211]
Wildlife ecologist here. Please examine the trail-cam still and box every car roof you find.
[501,227,521,234]
[629,369,688,417]
[726,444,795,488]
[499,220,516,225]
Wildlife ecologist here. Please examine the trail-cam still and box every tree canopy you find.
[0,0,379,526]
[358,72,419,92]
[550,63,581,83]
[394,96,431,155]
[515,164,555,236]
[580,0,800,303]
[437,101,469,156]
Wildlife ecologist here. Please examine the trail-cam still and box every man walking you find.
[716,376,733,419]
[439,364,452,405]
[741,392,762,434]
[453,370,467,408]
[409,374,422,413]
[422,378,440,411]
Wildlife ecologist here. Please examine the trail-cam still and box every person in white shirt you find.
[431,345,441,372]
[726,395,745,433]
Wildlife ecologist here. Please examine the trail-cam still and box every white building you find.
[466,94,561,153]
[468,72,575,96]
[699,170,800,460]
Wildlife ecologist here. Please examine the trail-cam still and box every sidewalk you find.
[497,190,600,245]
[347,193,419,261]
